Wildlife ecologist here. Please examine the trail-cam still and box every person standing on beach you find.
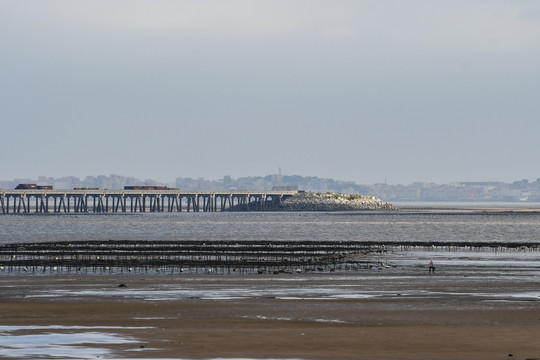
[429,259,435,273]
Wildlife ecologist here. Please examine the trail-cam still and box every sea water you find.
[1,209,540,243]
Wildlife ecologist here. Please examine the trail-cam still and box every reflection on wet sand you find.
[1,267,539,359]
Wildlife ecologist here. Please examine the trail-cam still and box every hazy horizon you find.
[2,172,538,187]
[2,1,539,185]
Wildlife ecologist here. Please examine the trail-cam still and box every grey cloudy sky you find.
[2,0,540,185]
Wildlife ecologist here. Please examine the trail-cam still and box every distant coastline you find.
[2,174,540,203]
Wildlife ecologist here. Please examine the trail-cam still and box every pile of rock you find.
[270,192,398,211]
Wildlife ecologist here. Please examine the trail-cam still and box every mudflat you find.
[1,273,539,360]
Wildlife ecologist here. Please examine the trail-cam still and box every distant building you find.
[272,186,298,191]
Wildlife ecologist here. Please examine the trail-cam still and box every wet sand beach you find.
[1,271,539,360]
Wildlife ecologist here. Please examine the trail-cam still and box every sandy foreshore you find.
[1,272,539,360]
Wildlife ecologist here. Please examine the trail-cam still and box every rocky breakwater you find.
[272,192,398,211]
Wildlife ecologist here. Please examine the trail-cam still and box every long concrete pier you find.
[0,189,298,214]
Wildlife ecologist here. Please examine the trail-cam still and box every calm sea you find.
[1,209,540,244]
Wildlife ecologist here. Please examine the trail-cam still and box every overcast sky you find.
[2,1,540,185]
